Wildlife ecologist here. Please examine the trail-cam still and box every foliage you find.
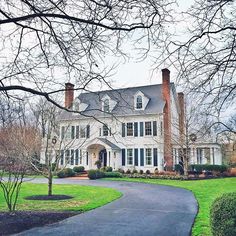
[105,167,113,172]
[190,164,228,173]
[118,168,125,174]
[57,168,75,178]
[103,172,122,178]
[126,169,131,174]
[132,169,138,174]
[73,166,85,173]
[88,169,105,180]
[210,192,236,236]
[95,160,102,169]
[0,183,121,212]
[145,170,151,175]
[139,170,144,174]
[106,177,236,236]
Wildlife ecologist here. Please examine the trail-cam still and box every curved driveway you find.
[17,178,198,236]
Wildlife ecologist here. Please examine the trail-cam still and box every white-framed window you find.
[136,95,143,109]
[80,126,86,138]
[70,149,74,165]
[65,149,70,164]
[160,121,163,136]
[103,124,109,136]
[127,149,133,165]
[103,99,110,112]
[127,122,133,136]
[145,122,152,135]
[145,148,152,165]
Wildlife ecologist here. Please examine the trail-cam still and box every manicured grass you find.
[0,183,122,212]
[103,177,236,236]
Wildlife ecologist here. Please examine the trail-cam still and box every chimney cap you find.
[162,68,170,74]
[65,82,74,87]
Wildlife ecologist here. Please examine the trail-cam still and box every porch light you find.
[52,136,57,145]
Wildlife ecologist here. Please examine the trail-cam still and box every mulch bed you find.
[0,211,78,235]
[25,195,73,200]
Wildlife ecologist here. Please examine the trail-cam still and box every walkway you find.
[17,178,198,236]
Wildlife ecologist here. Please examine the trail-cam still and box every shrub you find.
[118,168,125,174]
[139,170,144,174]
[103,172,122,178]
[132,169,138,174]
[210,192,236,236]
[95,160,102,169]
[105,166,113,172]
[190,164,228,173]
[57,168,75,178]
[88,169,105,180]
[73,166,85,173]
[126,169,131,174]
[57,170,66,178]
[146,170,151,175]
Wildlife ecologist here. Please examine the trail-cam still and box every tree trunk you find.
[48,172,53,196]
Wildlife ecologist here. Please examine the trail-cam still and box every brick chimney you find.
[178,92,185,144]
[162,68,172,170]
[65,82,74,109]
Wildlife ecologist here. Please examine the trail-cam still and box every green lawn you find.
[0,183,122,212]
[103,177,236,236]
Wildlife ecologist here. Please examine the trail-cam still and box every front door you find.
[99,149,107,167]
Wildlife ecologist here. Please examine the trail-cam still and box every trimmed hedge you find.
[73,166,85,173]
[57,168,75,178]
[190,164,228,173]
[88,169,105,180]
[210,192,236,236]
[103,172,122,178]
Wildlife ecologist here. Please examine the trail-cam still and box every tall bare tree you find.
[160,0,236,132]
[0,0,175,108]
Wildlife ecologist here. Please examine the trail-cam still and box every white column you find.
[210,148,213,164]
[158,148,163,171]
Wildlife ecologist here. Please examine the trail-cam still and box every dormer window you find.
[134,91,149,110]
[136,95,143,109]
[103,99,110,112]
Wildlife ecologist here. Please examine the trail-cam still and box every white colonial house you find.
[57,69,222,172]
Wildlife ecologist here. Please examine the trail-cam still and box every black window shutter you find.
[122,149,126,166]
[134,148,139,166]
[76,126,79,139]
[60,150,64,165]
[122,123,125,137]
[140,148,144,166]
[153,121,157,136]
[86,152,89,165]
[154,148,158,166]
[86,125,90,138]
[140,122,144,136]
[134,122,138,137]
[61,126,65,139]
[71,126,75,139]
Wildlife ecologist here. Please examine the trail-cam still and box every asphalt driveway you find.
[16,178,198,236]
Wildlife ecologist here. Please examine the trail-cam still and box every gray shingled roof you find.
[59,83,175,120]
[97,138,121,150]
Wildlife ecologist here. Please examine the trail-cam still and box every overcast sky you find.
[105,0,195,91]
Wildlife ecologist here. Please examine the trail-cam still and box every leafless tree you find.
[0,125,40,212]
[0,0,175,110]
[31,99,76,196]
[160,0,236,131]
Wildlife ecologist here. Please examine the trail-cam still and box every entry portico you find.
[86,138,121,170]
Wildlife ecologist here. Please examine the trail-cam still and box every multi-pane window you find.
[127,122,133,136]
[80,126,86,138]
[76,126,79,139]
[103,99,110,112]
[75,149,79,165]
[61,126,65,139]
[145,148,152,165]
[160,121,163,136]
[127,149,133,165]
[103,124,109,136]
[145,122,152,135]
[136,95,142,109]
[60,150,64,165]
